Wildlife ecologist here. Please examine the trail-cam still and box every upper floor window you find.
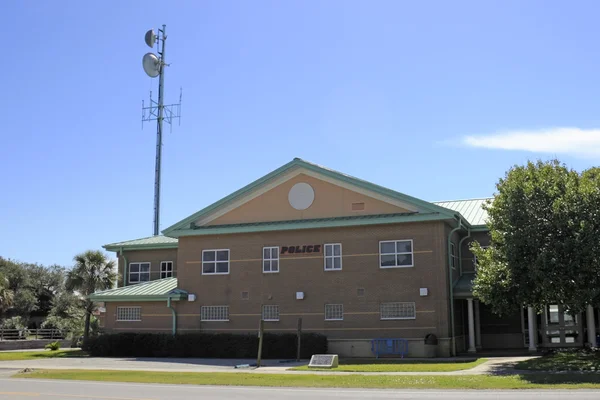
[379,240,413,268]
[263,247,279,273]
[160,261,173,278]
[129,262,150,284]
[324,243,342,271]
[117,306,141,321]
[450,243,456,270]
[202,249,230,275]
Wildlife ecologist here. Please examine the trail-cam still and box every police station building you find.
[92,158,600,357]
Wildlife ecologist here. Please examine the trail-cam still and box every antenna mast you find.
[141,25,182,236]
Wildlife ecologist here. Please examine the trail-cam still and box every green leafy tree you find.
[472,160,600,315]
[42,291,87,337]
[66,251,116,341]
[0,273,14,315]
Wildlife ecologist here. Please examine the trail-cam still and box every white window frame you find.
[325,304,344,321]
[128,262,151,284]
[379,240,414,268]
[262,305,280,321]
[324,243,342,271]
[450,243,456,270]
[262,246,279,274]
[200,305,230,321]
[202,249,230,275]
[380,302,416,320]
[160,261,174,278]
[116,306,141,321]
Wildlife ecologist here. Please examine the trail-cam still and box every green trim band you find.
[104,242,179,252]
[168,212,449,238]
[89,294,187,302]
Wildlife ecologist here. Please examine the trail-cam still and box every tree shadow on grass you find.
[519,374,600,386]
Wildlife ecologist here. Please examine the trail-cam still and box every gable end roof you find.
[163,158,459,236]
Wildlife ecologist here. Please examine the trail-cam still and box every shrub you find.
[45,341,61,351]
[84,332,327,359]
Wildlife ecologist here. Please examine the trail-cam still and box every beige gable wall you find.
[208,173,412,225]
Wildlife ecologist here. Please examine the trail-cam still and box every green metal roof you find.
[103,235,178,251]
[168,212,451,237]
[163,158,458,236]
[434,198,491,227]
[453,273,475,299]
[89,278,187,302]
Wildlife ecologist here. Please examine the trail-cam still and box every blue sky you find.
[1,1,599,267]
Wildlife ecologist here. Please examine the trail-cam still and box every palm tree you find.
[0,272,14,315]
[66,250,116,341]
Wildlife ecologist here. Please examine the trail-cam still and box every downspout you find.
[458,228,472,276]
[119,247,128,287]
[448,216,464,356]
[167,297,177,335]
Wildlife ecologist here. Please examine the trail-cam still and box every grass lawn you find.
[15,369,600,389]
[0,349,86,361]
[291,358,487,372]
[517,350,600,371]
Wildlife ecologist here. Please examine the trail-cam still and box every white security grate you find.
[325,304,344,321]
[262,305,280,321]
[116,307,141,321]
[380,302,416,320]
[201,305,229,321]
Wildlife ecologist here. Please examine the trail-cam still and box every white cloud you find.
[463,128,600,158]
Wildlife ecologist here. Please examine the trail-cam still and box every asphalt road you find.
[0,378,600,400]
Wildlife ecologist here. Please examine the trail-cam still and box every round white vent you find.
[288,182,315,210]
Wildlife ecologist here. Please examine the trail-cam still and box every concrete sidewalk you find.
[0,356,536,375]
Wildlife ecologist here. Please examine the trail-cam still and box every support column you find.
[587,305,596,346]
[467,298,476,353]
[527,306,537,352]
[474,300,482,349]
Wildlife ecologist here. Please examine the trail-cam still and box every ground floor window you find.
[201,305,229,321]
[160,261,173,278]
[129,262,150,284]
[262,305,280,321]
[380,302,416,320]
[116,307,141,321]
[325,304,343,320]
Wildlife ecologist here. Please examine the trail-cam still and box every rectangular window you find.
[324,243,342,271]
[263,247,279,273]
[202,249,230,275]
[116,307,141,321]
[380,302,416,320]
[325,304,344,321]
[160,261,173,278]
[450,243,456,270]
[379,240,413,268]
[262,305,280,321]
[201,305,229,321]
[129,262,150,284]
